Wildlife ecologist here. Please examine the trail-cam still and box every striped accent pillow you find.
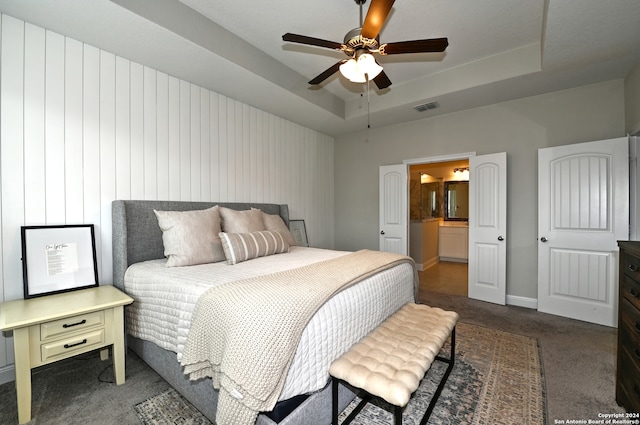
[219,230,290,265]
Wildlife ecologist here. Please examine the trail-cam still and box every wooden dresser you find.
[617,241,640,412]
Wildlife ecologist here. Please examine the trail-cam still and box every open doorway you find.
[409,159,469,297]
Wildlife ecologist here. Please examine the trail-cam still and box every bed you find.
[112,200,417,425]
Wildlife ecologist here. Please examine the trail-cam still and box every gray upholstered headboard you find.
[111,200,290,290]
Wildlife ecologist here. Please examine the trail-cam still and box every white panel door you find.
[538,137,628,327]
[379,164,408,255]
[468,152,507,305]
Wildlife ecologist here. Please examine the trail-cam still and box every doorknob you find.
[497,236,504,241]
[380,231,385,235]
[540,237,548,242]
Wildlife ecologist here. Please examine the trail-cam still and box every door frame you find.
[404,152,476,295]
[405,152,477,168]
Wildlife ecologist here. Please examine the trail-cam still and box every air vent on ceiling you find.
[414,101,439,112]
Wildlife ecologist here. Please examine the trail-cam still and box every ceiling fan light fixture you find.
[339,58,365,83]
[339,53,383,83]
[358,52,383,79]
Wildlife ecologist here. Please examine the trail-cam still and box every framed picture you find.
[21,224,99,299]
[289,219,309,247]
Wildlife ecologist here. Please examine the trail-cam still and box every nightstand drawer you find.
[41,328,105,362]
[619,347,640,413]
[40,311,104,341]
[621,298,640,338]
[622,274,640,311]
[620,322,640,371]
[622,251,640,281]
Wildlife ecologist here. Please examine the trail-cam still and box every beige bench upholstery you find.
[329,302,459,425]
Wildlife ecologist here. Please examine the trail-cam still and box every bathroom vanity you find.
[438,221,468,262]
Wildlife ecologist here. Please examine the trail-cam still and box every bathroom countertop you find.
[410,218,440,223]
[439,221,469,227]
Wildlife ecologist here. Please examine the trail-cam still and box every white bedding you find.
[124,246,415,401]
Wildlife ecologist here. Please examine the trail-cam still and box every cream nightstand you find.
[0,285,133,424]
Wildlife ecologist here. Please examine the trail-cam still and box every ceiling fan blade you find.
[373,70,392,89]
[309,61,345,85]
[282,33,344,50]
[380,38,449,55]
[361,0,395,40]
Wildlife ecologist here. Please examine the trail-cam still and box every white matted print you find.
[21,224,99,298]
[289,219,309,247]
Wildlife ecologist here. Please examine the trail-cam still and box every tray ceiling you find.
[1,0,640,136]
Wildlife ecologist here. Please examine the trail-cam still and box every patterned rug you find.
[134,388,211,425]
[134,322,546,425]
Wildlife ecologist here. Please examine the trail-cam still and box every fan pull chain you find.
[367,76,371,129]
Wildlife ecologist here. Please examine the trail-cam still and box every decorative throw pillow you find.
[262,212,297,246]
[154,206,225,267]
[219,230,290,265]
[219,207,266,233]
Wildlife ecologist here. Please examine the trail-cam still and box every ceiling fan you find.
[282,0,448,89]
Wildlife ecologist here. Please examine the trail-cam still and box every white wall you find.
[0,14,334,382]
[334,80,625,302]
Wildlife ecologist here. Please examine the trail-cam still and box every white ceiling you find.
[2,0,640,137]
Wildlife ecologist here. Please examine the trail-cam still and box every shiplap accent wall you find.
[0,14,334,381]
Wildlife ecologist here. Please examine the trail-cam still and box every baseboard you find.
[439,257,468,263]
[0,363,15,385]
[415,257,439,271]
[506,295,537,309]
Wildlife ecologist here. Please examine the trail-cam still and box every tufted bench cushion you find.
[329,302,458,424]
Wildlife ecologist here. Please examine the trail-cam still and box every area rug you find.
[134,387,211,425]
[134,322,546,425]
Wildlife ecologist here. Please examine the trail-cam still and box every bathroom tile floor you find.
[419,261,468,296]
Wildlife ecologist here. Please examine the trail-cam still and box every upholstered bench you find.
[329,302,459,425]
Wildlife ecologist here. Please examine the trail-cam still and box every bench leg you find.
[395,405,403,425]
[332,378,339,425]
[420,326,456,425]
[333,377,374,425]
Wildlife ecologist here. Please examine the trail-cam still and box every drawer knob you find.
[634,348,640,360]
[64,339,87,349]
[629,264,638,272]
[631,289,640,298]
[62,319,87,329]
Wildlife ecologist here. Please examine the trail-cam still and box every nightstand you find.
[0,285,133,424]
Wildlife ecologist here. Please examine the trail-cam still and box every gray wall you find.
[334,80,625,300]
[626,60,640,134]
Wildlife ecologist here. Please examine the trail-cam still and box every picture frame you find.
[289,219,309,247]
[21,224,99,299]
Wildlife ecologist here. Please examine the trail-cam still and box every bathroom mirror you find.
[444,181,469,221]
[420,182,442,218]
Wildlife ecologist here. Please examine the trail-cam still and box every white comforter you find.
[124,246,415,401]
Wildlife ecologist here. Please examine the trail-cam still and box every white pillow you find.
[154,206,225,267]
[219,230,290,265]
